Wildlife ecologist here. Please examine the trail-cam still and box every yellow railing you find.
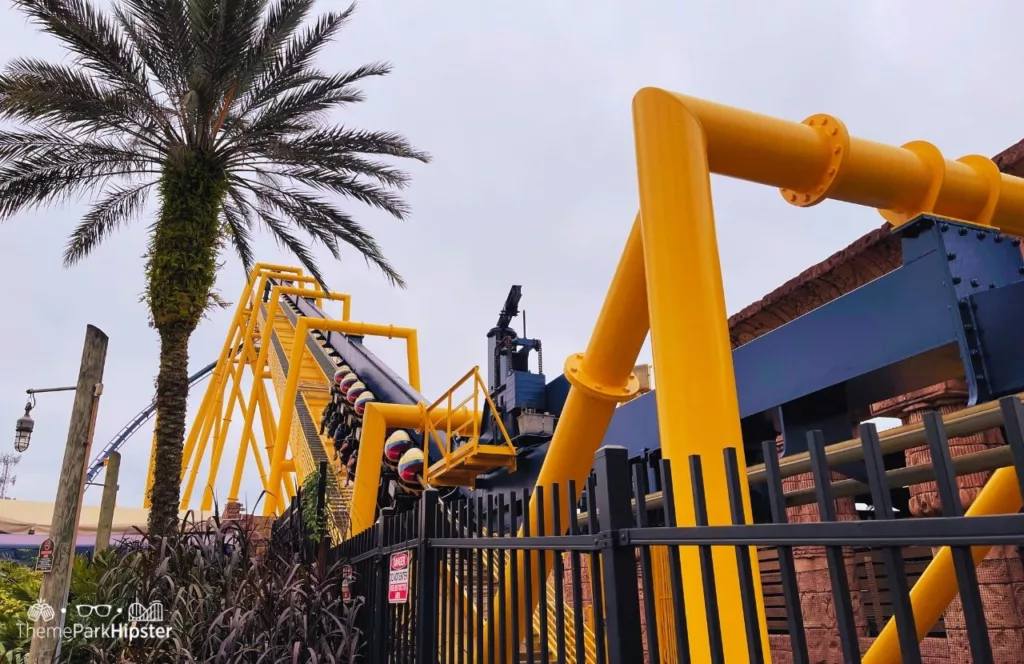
[421,366,516,475]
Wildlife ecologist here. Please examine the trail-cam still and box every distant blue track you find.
[85,352,238,483]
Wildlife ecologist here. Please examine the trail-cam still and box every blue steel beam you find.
[602,216,1024,467]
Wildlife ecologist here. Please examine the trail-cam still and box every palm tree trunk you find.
[148,324,190,537]
[145,150,228,539]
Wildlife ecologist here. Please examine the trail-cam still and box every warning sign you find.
[388,551,410,604]
[36,538,54,573]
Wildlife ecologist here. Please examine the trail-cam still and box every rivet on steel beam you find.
[952,276,962,285]
[947,252,957,260]
[1013,239,1022,247]
[940,223,950,232]
[970,279,980,288]
[959,297,969,307]
[995,234,1004,243]
[989,283,997,289]
[977,231,987,240]
[958,227,969,236]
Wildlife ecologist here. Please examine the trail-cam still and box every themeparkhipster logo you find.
[21,599,173,641]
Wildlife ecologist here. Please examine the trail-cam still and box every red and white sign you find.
[388,551,411,604]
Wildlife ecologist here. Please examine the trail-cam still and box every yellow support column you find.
[492,216,649,662]
[180,390,223,509]
[262,316,423,516]
[632,87,769,662]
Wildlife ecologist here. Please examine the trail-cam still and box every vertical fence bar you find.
[552,484,567,664]
[587,474,607,664]
[376,507,394,664]
[510,491,522,664]
[522,488,535,664]
[807,430,861,664]
[633,461,661,664]
[659,459,691,663]
[498,492,509,664]
[568,480,587,664]
[395,514,403,659]
[688,455,725,664]
[723,447,764,664]
[488,493,496,664]
[447,502,457,664]
[923,412,994,664]
[859,424,922,664]
[417,490,439,662]
[458,501,466,664]
[466,498,476,660]
[476,495,485,664]
[536,486,550,664]
[594,446,645,661]
[439,500,450,664]
[760,441,809,664]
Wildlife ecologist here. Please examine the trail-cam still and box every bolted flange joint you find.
[563,352,640,403]
[780,113,850,208]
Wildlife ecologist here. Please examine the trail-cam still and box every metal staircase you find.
[259,298,353,539]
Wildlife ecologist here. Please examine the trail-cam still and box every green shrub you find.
[300,471,326,543]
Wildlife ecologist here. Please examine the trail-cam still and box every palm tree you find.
[0,0,429,538]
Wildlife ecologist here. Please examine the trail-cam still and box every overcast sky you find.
[1,1,1022,512]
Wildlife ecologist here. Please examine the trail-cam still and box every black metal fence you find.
[331,396,1024,664]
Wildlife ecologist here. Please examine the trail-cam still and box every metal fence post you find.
[416,489,440,661]
[375,506,394,664]
[593,445,645,661]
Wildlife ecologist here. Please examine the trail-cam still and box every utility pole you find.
[28,325,107,664]
[94,451,120,552]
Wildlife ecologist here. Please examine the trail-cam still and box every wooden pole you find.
[94,451,121,552]
[28,325,107,664]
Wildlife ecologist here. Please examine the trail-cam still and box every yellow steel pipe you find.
[863,467,1023,664]
[348,402,478,536]
[202,355,249,509]
[221,275,342,505]
[661,91,1024,234]
[491,215,650,663]
[179,266,291,482]
[262,316,422,515]
[634,87,768,661]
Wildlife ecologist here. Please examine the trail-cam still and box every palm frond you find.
[232,0,316,101]
[250,204,328,289]
[10,0,169,130]
[0,140,155,219]
[114,0,193,103]
[0,59,166,151]
[236,178,404,287]
[63,181,155,266]
[4,0,424,290]
[264,166,411,219]
[231,4,356,121]
[221,188,257,274]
